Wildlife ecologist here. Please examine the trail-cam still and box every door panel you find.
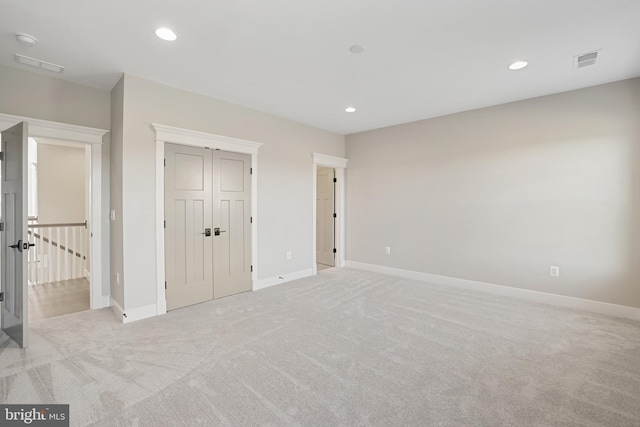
[213,151,251,299]
[165,144,213,310]
[1,122,29,348]
[316,166,335,266]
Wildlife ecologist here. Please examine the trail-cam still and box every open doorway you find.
[1,114,107,347]
[316,166,335,271]
[312,153,348,274]
[26,137,90,321]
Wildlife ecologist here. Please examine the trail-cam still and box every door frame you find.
[152,124,262,315]
[312,153,348,274]
[0,113,109,309]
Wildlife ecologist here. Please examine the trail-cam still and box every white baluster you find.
[56,227,61,282]
[64,227,69,281]
[46,228,52,284]
[72,227,77,279]
[81,227,86,279]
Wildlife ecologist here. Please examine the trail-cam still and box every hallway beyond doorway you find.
[28,278,89,321]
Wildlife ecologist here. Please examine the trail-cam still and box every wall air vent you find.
[15,53,64,73]
[574,50,599,69]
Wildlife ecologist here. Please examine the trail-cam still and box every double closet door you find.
[165,143,251,311]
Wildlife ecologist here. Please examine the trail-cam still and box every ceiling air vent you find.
[574,50,599,69]
[15,53,64,73]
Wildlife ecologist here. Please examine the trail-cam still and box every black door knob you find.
[9,240,23,252]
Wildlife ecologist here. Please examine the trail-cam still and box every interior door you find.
[164,143,213,310]
[213,151,252,299]
[316,166,335,267]
[1,122,29,348]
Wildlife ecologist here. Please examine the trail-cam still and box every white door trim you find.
[0,113,109,309]
[312,153,348,274]
[152,124,262,315]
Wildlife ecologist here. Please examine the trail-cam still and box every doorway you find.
[27,137,91,321]
[0,114,108,348]
[164,144,252,311]
[312,153,348,274]
[316,166,335,270]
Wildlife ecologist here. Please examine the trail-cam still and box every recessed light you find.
[508,60,528,71]
[345,107,356,113]
[155,27,177,41]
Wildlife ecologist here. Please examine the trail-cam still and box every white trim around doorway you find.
[0,113,109,310]
[152,124,263,316]
[312,153,348,274]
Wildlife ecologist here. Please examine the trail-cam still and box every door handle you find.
[9,240,23,252]
[202,228,212,237]
[214,228,227,236]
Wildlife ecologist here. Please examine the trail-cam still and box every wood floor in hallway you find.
[28,278,90,321]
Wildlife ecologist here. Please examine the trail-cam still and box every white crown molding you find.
[152,123,263,154]
[313,152,348,168]
[0,113,107,144]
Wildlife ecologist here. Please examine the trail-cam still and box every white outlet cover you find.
[550,266,560,277]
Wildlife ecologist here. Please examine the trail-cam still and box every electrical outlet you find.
[286,251,292,261]
[385,247,391,255]
[550,266,560,277]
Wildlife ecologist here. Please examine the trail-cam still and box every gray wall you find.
[36,143,86,224]
[346,78,640,308]
[110,76,125,308]
[0,65,112,300]
[117,74,345,311]
[0,65,110,129]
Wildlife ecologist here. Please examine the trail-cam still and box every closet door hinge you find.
[165,281,167,289]
[164,158,166,167]
[0,152,4,161]
[164,220,166,229]
[250,167,253,175]
[250,265,253,272]
[0,292,4,302]
[333,177,337,183]
[332,248,337,254]
[333,213,337,218]
[0,222,4,232]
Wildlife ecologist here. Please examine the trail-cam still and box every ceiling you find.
[1,0,639,135]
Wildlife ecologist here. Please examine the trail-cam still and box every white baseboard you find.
[92,294,110,310]
[346,261,640,322]
[110,298,157,324]
[110,297,124,321]
[121,304,158,324]
[254,268,314,291]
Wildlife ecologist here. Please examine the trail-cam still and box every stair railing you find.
[27,220,88,285]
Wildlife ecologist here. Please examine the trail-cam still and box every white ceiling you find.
[1,0,639,135]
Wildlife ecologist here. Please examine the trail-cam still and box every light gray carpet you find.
[1,268,640,426]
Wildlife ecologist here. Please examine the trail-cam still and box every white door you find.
[213,150,252,299]
[164,143,214,310]
[1,122,29,348]
[316,166,335,267]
